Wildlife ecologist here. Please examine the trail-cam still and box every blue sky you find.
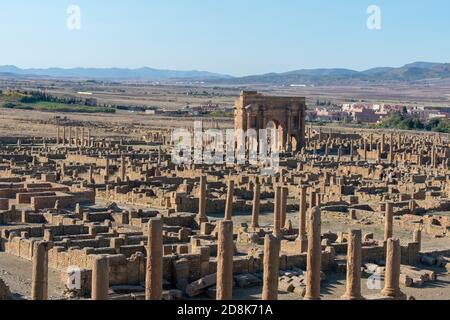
[0,0,449,76]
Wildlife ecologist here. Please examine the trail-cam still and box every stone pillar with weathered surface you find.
[56,127,60,145]
[105,158,110,182]
[197,176,208,224]
[381,238,406,299]
[91,255,109,300]
[251,182,261,228]
[120,155,126,182]
[342,230,364,300]
[304,207,322,300]
[273,186,282,238]
[68,127,72,146]
[384,202,394,241]
[145,218,163,300]
[281,186,288,229]
[31,241,49,300]
[224,179,234,221]
[413,229,422,251]
[297,186,308,253]
[216,220,234,300]
[309,189,316,209]
[262,234,281,300]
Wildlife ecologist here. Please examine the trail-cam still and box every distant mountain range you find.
[0,65,231,80]
[1,62,449,84]
[215,62,450,85]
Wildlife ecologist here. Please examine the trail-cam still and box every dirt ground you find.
[0,252,65,300]
[1,208,447,300]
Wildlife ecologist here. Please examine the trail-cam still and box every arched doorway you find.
[291,134,298,152]
[266,120,284,152]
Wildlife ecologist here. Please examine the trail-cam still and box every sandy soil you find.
[0,252,65,300]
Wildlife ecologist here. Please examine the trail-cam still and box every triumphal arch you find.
[234,91,306,152]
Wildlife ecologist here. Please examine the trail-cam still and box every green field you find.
[0,93,115,114]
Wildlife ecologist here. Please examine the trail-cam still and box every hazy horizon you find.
[1,0,449,76]
[2,61,449,78]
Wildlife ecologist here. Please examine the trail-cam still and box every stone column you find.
[309,189,316,209]
[342,229,363,300]
[91,255,109,300]
[120,155,126,181]
[224,179,234,221]
[105,158,110,182]
[89,165,93,183]
[273,186,282,237]
[75,128,79,146]
[197,176,208,224]
[145,218,163,300]
[31,241,48,300]
[81,128,85,146]
[262,234,280,300]
[413,229,422,251]
[251,182,261,228]
[384,202,394,241]
[69,128,72,146]
[216,220,234,300]
[280,186,288,229]
[298,186,308,253]
[56,127,60,145]
[304,207,322,300]
[381,238,405,299]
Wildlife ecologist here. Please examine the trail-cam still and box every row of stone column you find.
[56,126,92,147]
[30,218,164,301]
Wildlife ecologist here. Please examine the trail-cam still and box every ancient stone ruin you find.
[0,91,449,301]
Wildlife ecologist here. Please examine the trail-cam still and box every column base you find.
[341,293,364,300]
[381,288,407,300]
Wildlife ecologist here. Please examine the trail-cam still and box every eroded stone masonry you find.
[0,91,449,300]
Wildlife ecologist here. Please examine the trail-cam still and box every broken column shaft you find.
[262,234,281,300]
[251,182,261,228]
[31,241,48,300]
[342,229,363,300]
[91,256,109,300]
[216,220,234,300]
[304,207,322,300]
[224,179,234,221]
[145,218,163,300]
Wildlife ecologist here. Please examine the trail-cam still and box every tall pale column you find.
[298,186,308,253]
[342,230,363,300]
[413,229,422,251]
[304,207,322,300]
[273,186,282,237]
[381,238,405,299]
[309,189,316,209]
[197,176,208,224]
[75,128,79,146]
[120,155,126,181]
[224,179,234,221]
[31,241,49,300]
[91,256,109,300]
[262,234,281,300]
[384,202,394,241]
[216,220,234,300]
[280,186,288,229]
[56,127,60,145]
[145,218,163,300]
[251,182,261,228]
